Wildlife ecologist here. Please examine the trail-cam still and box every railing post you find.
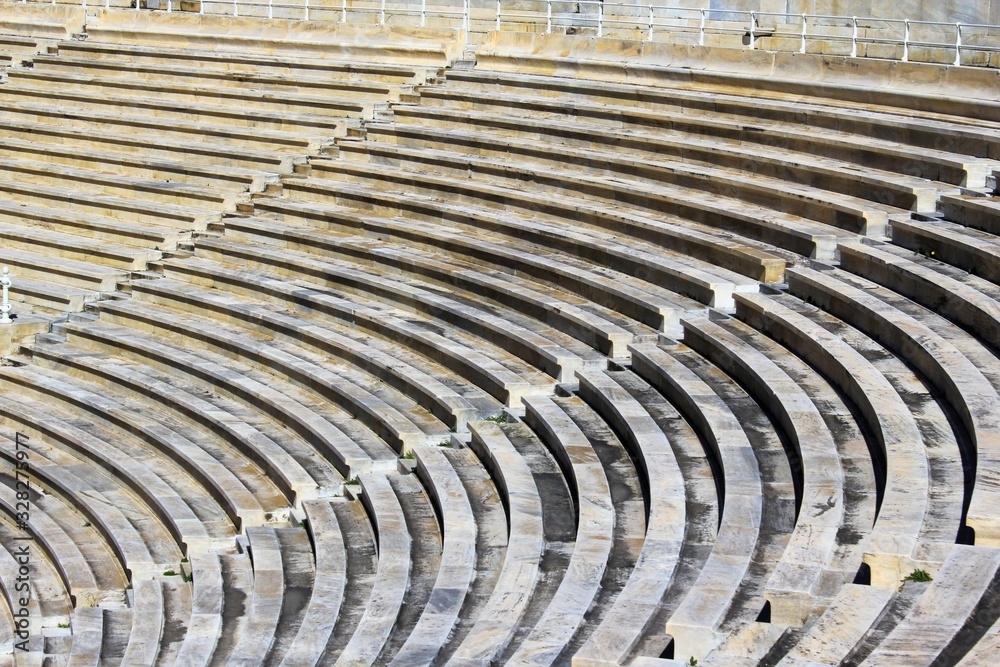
[304,0,309,21]
[463,0,469,32]
[341,0,346,23]
[105,0,109,10]
[851,16,858,57]
[647,4,653,41]
[167,0,172,12]
[379,0,385,25]
[597,0,602,37]
[420,0,425,27]
[495,0,500,31]
[699,8,705,46]
[955,22,962,66]
[749,11,755,50]
[1,268,11,325]
[902,18,909,61]
[233,0,238,18]
[546,0,551,34]
[268,0,273,19]
[800,13,806,53]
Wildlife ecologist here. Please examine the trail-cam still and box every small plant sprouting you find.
[183,573,193,583]
[689,658,699,667]
[299,520,307,529]
[58,622,70,629]
[83,521,91,528]
[347,476,359,485]
[485,413,506,424]
[163,569,177,577]
[401,450,415,460]
[903,569,932,583]
[181,557,189,564]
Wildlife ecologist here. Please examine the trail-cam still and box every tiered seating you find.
[3,7,1000,664]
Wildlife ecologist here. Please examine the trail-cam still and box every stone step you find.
[0,385,231,555]
[310,153,817,272]
[121,578,165,665]
[27,341,327,508]
[735,291,959,589]
[53,41,426,84]
[151,255,552,408]
[29,54,398,100]
[376,472,442,661]
[211,553,254,665]
[449,421,546,665]
[839,240,1000,353]
[59,318,395,480]
[367,120,908,229]
[171,552,224,666]
[222,215,648,358]
[0,247,126,293]
[191,235,608,383]
[0,98,321,154]
[2,364,280,535]
[0,116,300,173]
[679,315,851,627]
[278,501,346,666]
[0,425,179,580]
[291,165,765,307]
[325,498,378,660]
[394,102,991,191]
[941,193,1000,237]
[0,82,350,135]
[434,69,1000,161]
[786,265,997,547]
[334,473,412,665]
[266,526,318,664]
[512,395,615,666]
[572,370,688,663]
[250,196,707,332]
[432,446,508,665]
[226,527,284,663]
[6,68,374,119]
[891,217,1000,288]
[0,222,159,271]
[389,445,476,665]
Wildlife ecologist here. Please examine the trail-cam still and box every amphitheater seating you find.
[2,6,1000,663]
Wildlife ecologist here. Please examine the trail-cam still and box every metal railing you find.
[21,0,1000,68]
